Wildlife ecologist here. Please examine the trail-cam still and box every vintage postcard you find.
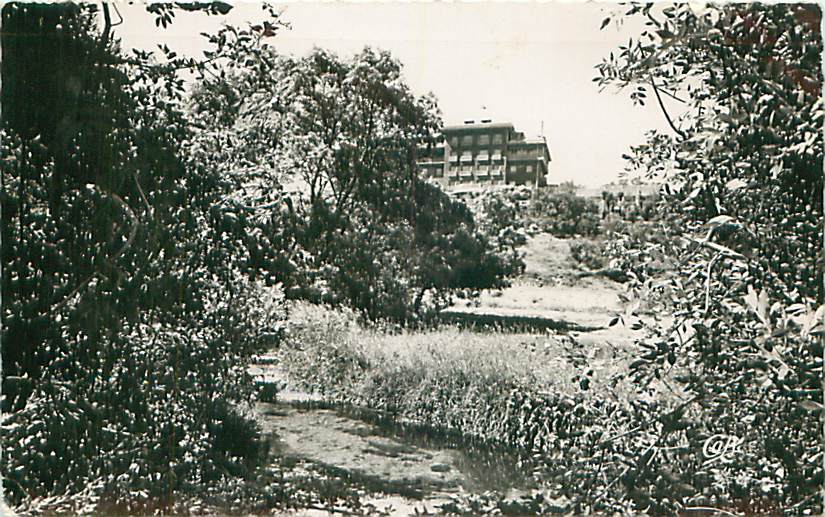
[2,1,822,515]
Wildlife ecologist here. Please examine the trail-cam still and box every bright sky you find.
[113,1,679,187]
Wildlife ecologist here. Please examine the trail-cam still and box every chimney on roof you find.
[481,118,492,123]
[464,119,474,124]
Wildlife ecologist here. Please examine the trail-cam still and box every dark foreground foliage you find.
[0,3,283,512]
[596,2,824,514]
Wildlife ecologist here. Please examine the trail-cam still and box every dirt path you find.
[445,233,625,330]
[257,402,459,514]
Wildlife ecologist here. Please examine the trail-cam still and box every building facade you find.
[418,119,551,188]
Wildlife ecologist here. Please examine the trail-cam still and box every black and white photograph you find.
[1,1,823,515]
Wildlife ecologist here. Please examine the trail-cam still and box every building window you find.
[450,136,459,147]
[493,133,503,145]
[509,165,517,173]
[478,134,490,145]
[461,135,473,146]
[526,165,534,173]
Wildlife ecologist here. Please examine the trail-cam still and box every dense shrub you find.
[595,3,824,514]
[530,191,601,237]
[468,186,529,241]
[1,313,270,513]
[569,239,607,271]
[0,4,284,512]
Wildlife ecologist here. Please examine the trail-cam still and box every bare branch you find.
[48,273,97,315]
[101,2,112,43]
[133,171,154,219]
[650,79,687,140]
[46,186,139,315]
[657,86,687,104]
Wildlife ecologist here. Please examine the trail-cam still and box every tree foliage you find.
[189,44,521,323]
[1,3,283,511]
[593,3,823,513]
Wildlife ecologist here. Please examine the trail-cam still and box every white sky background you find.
[113,1,681,187]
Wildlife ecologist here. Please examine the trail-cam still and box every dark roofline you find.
[443,122,514,132]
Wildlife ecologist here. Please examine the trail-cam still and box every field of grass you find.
[280,301,642,406]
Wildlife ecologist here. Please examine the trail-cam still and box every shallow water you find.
[256,397,541,514]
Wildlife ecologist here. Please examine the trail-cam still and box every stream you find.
[252,370,542,515]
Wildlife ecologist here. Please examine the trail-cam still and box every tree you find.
[1,3,282,512]
[593,3,823,513]
[190,45,521,323]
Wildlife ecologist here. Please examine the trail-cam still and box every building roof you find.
[443,121,514,132]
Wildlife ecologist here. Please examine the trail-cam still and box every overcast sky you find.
[114,1,678,187]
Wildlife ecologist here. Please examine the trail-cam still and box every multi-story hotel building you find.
[418,119,551,188]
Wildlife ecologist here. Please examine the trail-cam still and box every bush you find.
[530,192,601,237]
[0,5,286,512]
[569,239,607,270]
[1,301,274,513]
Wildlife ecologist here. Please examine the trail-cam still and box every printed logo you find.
[702,434,743,464]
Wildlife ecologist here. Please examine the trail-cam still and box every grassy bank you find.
[276,303,659,512]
